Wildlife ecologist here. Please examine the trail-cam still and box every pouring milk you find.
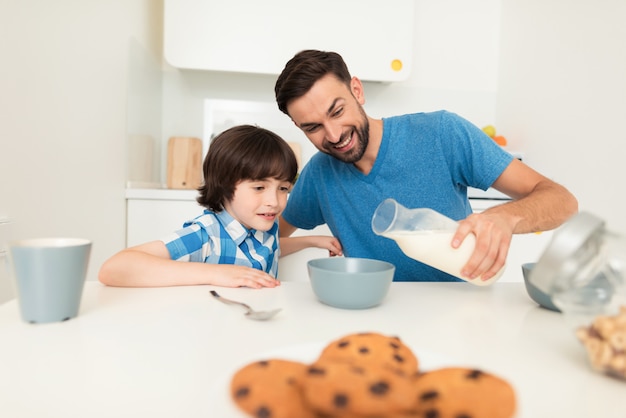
[371,199,505,285]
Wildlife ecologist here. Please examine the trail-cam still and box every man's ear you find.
[350,76,366,105]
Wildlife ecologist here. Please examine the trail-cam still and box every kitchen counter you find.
[124,187,553,283]
[0,279,623,417]
[125,187,198,201]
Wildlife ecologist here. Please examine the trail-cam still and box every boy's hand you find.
[211,265,281,289]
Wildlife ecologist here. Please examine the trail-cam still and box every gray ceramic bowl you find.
[307,257,395,309]
[521,262,561,312]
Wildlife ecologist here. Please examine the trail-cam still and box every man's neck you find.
[354,117,383,175]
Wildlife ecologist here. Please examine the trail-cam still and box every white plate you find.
[207,341,454,417]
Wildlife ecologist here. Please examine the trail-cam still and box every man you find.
[274,49,577,282]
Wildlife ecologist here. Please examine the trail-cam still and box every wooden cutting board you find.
[166,137,203,189]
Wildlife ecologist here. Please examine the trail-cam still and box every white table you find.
[1,280,624,418]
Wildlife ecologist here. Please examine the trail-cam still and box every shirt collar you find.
[214,210,267,246]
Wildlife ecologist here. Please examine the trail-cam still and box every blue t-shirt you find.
[162,209,280,277]
[281,110,513,282]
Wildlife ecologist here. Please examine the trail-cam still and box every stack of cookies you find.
[230,332,517,418]
[576,305,626,380]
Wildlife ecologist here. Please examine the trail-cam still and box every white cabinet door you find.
[126,199,204,247]
[163,0,414,82]
[277,225,334,282]
[503,231,553,282]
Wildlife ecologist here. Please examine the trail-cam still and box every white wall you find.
[1,0,625,295]
[496,0,626,232]
[0,0,163,284]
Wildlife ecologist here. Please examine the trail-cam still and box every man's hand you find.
[451,158,578,282]
[452,212,514,281]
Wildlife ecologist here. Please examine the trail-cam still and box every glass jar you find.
[530,211,626,380]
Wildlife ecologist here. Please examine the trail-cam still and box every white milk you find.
[383,230,504,286]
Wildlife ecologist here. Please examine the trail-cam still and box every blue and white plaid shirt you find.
[162,209,280,277]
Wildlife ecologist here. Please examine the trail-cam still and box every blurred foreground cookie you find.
[412,367,517,418]
[302,359,418,417]
[576,305,626,380]
[318,332,419,376]
[230,359,315,418]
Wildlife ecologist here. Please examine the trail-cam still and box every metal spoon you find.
[209,290,282,321]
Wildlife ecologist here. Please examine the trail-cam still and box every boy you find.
[99,125,342,288]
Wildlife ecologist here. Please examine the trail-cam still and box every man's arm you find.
[454,158,578,281]
[280,236,342,257]
[485,158,578,233]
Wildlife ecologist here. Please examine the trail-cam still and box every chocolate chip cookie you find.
[301,358,418,417]
[230,359,315,418]
[412,367,517,418]
[318,332,419,376]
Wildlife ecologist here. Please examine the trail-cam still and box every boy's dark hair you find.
[197,125,298,212]
[275,50,352,116]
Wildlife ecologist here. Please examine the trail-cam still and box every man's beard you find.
[324,108,370,164]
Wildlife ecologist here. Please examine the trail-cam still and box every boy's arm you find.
[97,240,280,288]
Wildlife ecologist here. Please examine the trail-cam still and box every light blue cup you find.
[8,238,92,324]
[307,257,395,309]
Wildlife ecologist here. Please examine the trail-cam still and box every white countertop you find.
[1,281,623,418]
[126,187,514,202]
[125,187,198,201]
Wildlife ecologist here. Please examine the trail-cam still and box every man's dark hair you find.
[275,50,352,116]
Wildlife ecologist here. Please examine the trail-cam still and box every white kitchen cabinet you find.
[502,231,553,281]
[126,191,550,284]
[126,189,203,247]
[163,0,414,82]
[276,225,334,282]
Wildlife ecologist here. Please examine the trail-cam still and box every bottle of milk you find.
[371,198,505,285]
